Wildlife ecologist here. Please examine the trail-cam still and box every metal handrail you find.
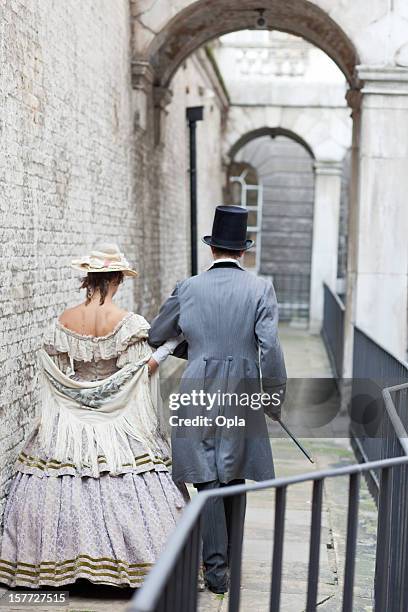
[129,436,408,612]
[382,382,408,454]
[350,327,408,494]
[129,332,408,612]
[375,382,408,611]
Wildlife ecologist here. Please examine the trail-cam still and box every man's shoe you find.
[205,578,229,595]
[207,584,228,595]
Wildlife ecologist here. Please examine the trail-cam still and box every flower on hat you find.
[71,243,137,277]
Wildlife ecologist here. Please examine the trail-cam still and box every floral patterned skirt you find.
[0,466,187,588]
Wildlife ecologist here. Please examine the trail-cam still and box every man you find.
[149,205,287,594]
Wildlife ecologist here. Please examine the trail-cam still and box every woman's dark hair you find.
[80,271,124,305]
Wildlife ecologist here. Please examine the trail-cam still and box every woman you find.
[0,244,185,588]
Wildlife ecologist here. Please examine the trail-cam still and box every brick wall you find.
[0,0,139,522]
[0,2,225,524]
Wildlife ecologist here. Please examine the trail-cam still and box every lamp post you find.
[186,106,204,276]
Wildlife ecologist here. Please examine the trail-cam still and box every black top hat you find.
[202,205,254,251]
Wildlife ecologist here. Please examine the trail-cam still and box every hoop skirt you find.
[0,313,186,588]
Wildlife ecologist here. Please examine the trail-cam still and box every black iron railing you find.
[129,381,408,612]
[129,292,408,612]
[350,326,408,497]
[322,283,345,378]
[374,382,408,611]
[349,329,408,609]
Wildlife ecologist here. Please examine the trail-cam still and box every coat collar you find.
[207,258,244,271]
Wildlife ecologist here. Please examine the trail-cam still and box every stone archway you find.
[223,106,351,164]
[132,0,408,359]
[136,1,358,334]
[144,0,360,91]
[229,127,315,161]
[131,0,360,340]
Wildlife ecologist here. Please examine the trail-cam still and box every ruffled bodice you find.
[14,311,170,479]
[43,312,153,381]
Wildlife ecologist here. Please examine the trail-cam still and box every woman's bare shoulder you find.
[58,304,83,326]
[58,304,131,337]
[106,307,130,327]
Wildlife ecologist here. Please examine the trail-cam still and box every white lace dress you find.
[0,313,186,588]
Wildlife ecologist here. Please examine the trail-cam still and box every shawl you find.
[36,348,164,477]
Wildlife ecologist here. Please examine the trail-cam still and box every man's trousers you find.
[194,479,246,593]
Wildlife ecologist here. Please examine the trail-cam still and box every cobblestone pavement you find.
[0,325,377,611]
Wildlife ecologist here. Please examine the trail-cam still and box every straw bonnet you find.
[71,243,138,277]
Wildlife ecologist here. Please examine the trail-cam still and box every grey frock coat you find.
[149,262,287,485]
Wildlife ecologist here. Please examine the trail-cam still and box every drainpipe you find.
[186,106,204,276]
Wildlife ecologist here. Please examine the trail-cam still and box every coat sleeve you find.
[255,280,287,417]
[148,282,186,357]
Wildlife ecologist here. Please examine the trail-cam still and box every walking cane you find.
[277,418,315,464]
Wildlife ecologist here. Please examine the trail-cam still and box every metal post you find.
[228,493,246,612]
[342,472,360,612]
[306,479,324,612]
[374,467,392,611]
[270,486,287,612]
[189,519,202,612]
[186,106,204,276]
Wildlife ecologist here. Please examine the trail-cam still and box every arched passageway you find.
[230,131,316,322]
[229,127,315,160]
[132,0,408,359]
[137,0,365,351]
